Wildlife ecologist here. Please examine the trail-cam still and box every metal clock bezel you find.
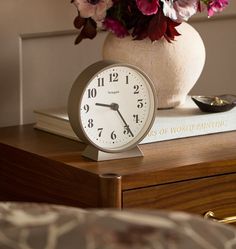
[68,60,157,153]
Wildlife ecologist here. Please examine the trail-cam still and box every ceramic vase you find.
[102,22,206,109]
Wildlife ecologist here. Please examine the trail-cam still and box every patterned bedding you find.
[0,202,236,249]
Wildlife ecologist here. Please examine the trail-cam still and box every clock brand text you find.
[108,90,120,95]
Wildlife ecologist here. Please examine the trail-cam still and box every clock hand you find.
[96,102,134,137]
[95,103,119,111]
[116,109,134,137]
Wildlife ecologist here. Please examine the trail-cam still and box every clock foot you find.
[82,145,143,161]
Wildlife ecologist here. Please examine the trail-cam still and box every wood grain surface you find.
[0,124,236,212]
[0,125,236,189]
[123,173,236,217]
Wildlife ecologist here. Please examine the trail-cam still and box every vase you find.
[102,22,206,109]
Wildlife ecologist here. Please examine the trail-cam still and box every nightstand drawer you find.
[123,173,236,217]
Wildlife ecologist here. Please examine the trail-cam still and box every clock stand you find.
[82,144,143,161]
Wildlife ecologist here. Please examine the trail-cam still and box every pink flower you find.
[160,0,199,22]
[136,0,160,15]
[103,18,129,38]
[207,0,229,17]
[72,0,113,21]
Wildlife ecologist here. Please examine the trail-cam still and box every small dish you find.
[191,94,236,113]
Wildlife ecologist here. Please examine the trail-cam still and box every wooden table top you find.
[0,124,236,190]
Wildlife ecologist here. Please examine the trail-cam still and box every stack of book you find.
[34,97,236,144]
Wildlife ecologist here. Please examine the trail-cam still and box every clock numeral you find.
[98,77,104,87]
[109,73,118,82]
[83,104,89,113]
[123,125,130,135]
[97,128,103,137]
[133,114,140,124]
[137,99,144,108]
[88,88,97,98]
[111,131,117,140]
[88,119,94,128]
[126,75,129,84]
[133,85,140,94]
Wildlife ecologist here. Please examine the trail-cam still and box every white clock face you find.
[79,65,155,152]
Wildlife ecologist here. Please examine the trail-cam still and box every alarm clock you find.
[68,60,157,161]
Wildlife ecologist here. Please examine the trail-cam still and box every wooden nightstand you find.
[0,125,236,220]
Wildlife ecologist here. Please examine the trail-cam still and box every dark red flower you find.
[73,13,97,44]
[71,0,228,44]
[103,18,129,38]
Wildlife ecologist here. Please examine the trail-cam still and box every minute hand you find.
[116,109,134,137]
[96,102,134,137]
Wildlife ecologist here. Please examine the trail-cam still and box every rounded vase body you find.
[102,22,205,108]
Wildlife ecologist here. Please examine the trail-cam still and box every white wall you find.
[0,0,105,127]
[0,1,235,127]
[190,2,236,96]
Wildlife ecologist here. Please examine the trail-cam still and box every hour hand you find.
[95,103,119,111]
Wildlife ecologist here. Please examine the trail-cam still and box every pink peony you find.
[207,0,229,17]
[72,0,113,21]
[161,0,199,22]
[136,0,160,16]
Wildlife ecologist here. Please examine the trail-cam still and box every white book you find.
[34,108,80,141]
[34,97,236,144]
